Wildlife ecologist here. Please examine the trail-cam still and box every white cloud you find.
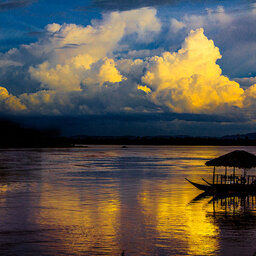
[170,18,186,33]
[1,8,256,119]
[172,6,233,32]
[168,5,256,78]
[27,8,160,91]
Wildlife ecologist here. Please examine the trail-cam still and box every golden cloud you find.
[142,28,244,113]
[0,87,26,112]
[0,7,256,116]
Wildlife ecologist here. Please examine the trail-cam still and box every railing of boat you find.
[214,174,256,185]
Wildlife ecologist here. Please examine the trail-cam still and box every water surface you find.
[0,146,256,256]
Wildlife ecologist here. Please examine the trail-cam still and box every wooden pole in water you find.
[233,167,235,183]
[225,166,227,184]
[213,166,215,184]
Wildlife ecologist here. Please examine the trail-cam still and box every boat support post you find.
[213,166,215,184]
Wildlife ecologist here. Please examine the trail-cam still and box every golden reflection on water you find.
[36,146,225,255]
[0,184,8,193]
[37,183,121,255]
[138,179,219,255]
[1,146,256,255]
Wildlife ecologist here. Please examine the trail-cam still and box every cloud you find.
[0,8,161,114]
[0,58,22,68]
[234,77,256,89]
[142,28,244,113]
[0,86,26,112]
[168,5,256,78]
[27,8,160,91]
[19,90,74,115]
[83,0,178,11]
[243,84,256,110]
[10,113,253,137]
[1,7,256,121]
[170,19,186,33]
[137,85,151,94]
[0,0,35,11]
[84,0,254,12]
[170,5,233,33]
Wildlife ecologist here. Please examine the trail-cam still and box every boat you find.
[185,178,213,192]
[186,150,256,195]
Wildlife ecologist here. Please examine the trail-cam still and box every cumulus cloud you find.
[169,5,232,33]
[142,28,244,113]
[243,84,256,108]
[0,87,26,112]
[168,5,256,78]
[1,8,256,119]
[27,8,160,91]
[234,77,256,89]
[170,19,186,33]
[82,58,124,88]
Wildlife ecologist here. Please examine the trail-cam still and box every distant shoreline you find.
[1,136,256,148]
[1,119,256,147]
[68,136,256,146]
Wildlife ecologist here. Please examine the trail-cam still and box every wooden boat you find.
[186,150,256,195]
[186,178,256,194]
[185,178,213,192]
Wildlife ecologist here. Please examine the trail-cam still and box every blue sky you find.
[1,0,256,136]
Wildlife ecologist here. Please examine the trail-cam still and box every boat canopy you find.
[205,150,256,169]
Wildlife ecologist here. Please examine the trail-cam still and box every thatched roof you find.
[205,150,256,169]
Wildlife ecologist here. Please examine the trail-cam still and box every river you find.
[0,146,255,255]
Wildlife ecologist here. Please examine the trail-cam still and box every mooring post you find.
[213,166,215,184]
[225,167,227,184]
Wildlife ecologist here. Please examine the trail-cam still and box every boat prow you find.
[185,178,212,192]
[201,178,212,186]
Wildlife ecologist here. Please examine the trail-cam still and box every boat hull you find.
[186,178,256,195]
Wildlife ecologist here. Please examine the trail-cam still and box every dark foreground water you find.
[0,146,256,256]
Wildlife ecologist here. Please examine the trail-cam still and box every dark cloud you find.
[82,0,253,12]
[0,0,35,11]
[82,0,177,11]
[215,15,256,77]
[2,113,250,137]
[26,31,44,37]
[59,44,84,49]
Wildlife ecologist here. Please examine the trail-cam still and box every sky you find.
[1,0,256,136]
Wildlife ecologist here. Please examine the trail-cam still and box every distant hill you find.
[1,118,256,147]
[222,133,256,140]
[0,119,72,148]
